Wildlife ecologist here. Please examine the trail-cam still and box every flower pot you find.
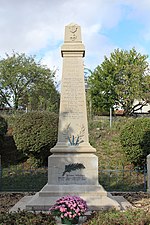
[61,216,79,224]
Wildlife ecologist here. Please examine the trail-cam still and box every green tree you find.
[88,48,150,116]
[0,51,59,111]
[21,72,60,112]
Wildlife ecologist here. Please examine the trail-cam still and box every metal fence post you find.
[147,154,150,193]
[0,155,2,191]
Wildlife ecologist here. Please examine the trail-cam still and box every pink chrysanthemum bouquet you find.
[49,195,88,224]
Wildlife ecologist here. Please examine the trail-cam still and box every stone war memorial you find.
[11,23,130,212]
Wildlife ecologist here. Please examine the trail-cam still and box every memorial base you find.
[26,153,121,211]
[26,184,121,211]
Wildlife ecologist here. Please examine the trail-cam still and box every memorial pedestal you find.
[26,153,120,211]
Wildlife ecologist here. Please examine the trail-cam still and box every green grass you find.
[85,208,150,225]
[0,115,146,192]
[1,162,146,192]
[99,169,146,192]
[0,115,149,224]
[0,208,150,225]
[88,117,146,191]
[1,166,47,192]
[2,113,131,168]
[88,117,130,168]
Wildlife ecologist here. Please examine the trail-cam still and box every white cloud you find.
[0,0,122,51]
[41,47,62,83]
[0,0,150,81]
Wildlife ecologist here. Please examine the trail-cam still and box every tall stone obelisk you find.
[51,23,95,153]
[26,23,120,211]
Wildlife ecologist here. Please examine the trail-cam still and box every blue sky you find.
[0,0,150,84]
[102,20,143,48]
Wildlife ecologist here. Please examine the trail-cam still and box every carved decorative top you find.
[69,25,78,41]
[64,23,82,43]
[69,25,78,34]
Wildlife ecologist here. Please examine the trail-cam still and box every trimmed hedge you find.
[120,117,150,167]
[13,111,58,166]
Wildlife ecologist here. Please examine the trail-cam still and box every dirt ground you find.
[112,192,150,212]
[0,192,32,213]
[0,192,150,213]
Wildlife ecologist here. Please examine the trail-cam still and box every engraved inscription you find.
[57,27,89,145]
[61,76,85,120]
[58,174,87,184]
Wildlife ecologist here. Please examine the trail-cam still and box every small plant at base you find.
[49,195,88,224]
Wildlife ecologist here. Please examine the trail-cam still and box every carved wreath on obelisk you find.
[63,123,85,146]
[69,25,78,41]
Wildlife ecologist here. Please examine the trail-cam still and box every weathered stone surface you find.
[47,153,99,185]
[51,23,95,153]
[24,23,121,211]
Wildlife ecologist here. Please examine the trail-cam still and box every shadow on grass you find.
[1,134,27,167]
[2,171,146,192]
[1,169,48,192]
[1,165,147,192]
[99,170,147,192]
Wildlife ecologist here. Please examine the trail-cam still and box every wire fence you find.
[99,164,147,192]
[0,162,147,192]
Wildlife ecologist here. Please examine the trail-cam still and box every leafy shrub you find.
[120,118,150,167]
[13,111,58,166]
[0,115,8,148]
[0,114,28,166]
[0,210,56,225]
